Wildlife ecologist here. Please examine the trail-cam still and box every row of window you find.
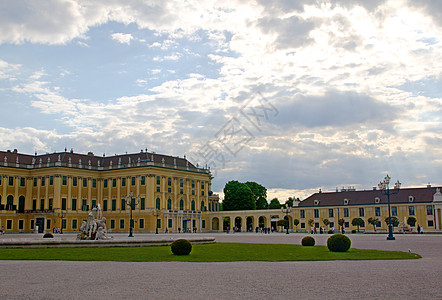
[299,205,434,219]
[298,219,436,229]
[2,217,208,231]
[0,176,208,191]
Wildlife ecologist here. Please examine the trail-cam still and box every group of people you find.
[52,227,62,234]
[0,226,4,235]
[175,227,198,233]
[416,224,424,234]
[311,226,334,234]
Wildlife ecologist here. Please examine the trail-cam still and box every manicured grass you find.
[0,243,421,262]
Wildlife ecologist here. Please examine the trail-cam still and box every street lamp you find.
[125,192,140,237]
[152,209,162,234]
[57,210,66,234]
[378,175,401,241]
[281,205,292,234]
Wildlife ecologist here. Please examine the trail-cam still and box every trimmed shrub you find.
[301,236,315,246]
[351,229,357,234]
[327,234,351,252]
[171,239,192,255]
[43,233,54,238]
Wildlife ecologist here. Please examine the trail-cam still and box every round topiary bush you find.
[301,236,315,246]
[327,234,351,252]
[171,239,192,255]
[43,233,54,238]
[351,229,357,233]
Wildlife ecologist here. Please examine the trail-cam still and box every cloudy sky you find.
[1,0,441,201]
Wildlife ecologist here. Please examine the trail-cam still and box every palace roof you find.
[299,186,439,207]
[0,149,210,174]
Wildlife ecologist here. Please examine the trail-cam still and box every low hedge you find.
[43,233,54,238]
[171,239,192,255]
[327,234,351,252]
[301,236,315,246]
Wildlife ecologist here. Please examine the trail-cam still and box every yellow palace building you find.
[1,149,441,234]
[0,149,218,233]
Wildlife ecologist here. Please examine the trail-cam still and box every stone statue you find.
[77,207,113,240]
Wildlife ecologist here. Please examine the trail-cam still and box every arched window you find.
[201,201,205,211]
[179,199,184,210]
[191,200,195,211]
[167,198,172,210]
[156,198,161,209]
[7,195,14,210]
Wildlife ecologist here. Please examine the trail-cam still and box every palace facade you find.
[0,149,218,233]
[1,149,441,234]
[205,185,442,233]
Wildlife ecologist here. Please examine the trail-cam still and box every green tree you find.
[245,181,268,210]
[293,219,300,232]
[351,218,364,232]
[368,217,380,232]
[384,216,399,227]
[322,219,330,229]
[268,198,281,209]
[407,216,416,227]
[223,181,256,211]
[307,219,314,227]
[285,197,300,208]
[277,219,286,227]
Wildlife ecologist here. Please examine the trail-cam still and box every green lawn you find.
[0,243,421,262]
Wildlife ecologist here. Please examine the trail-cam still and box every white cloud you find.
[111,32,133,44]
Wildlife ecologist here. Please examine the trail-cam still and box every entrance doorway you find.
[36,217,45,233]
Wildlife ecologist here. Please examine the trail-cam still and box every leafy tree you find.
[338,219,345,227]
[368,217,380,232]
[384,216,399,227]
[245,181,267,210]
[407,216,416,227]
[322,218,330,229]
[307,219,314,227]
[223,181,256,211]
[285,197,300,208]
[277,219,286,227]
[351,218,364,232]
[268,198,281,209]
[293,219,300,232]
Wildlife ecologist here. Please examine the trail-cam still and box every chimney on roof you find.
[70,148,73,153]
[373,186,377,190]
[319,188,322,193]
[427,183,431,188]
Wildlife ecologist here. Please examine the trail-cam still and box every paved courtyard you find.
[0,232,441,299]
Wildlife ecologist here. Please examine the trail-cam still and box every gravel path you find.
[1,233,441,299]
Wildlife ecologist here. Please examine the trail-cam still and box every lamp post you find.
[378,175,401,241]
[57,210,66,234]
[152,209,162,234]
[125,192,140,237]
[281,205,292,234]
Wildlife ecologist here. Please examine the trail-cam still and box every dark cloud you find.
[257,16,315,49]
[274,90,399,128]
[331,0,386,11]
[407,0,442,27]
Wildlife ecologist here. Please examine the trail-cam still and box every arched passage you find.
[234,217,242,231]
[259,216,266,228]
[212,217,220,231]
[223,217,231,231]
[246,216,253,231]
